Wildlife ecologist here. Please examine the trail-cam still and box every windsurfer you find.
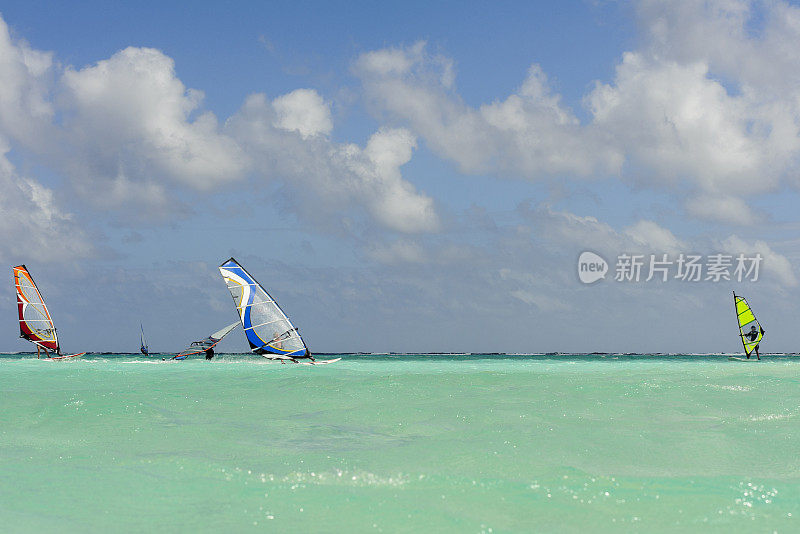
[271,332,284,350]
[744,325,763,360]
[205,347,214,360]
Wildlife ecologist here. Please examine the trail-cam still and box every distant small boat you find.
[171,321,239,360]
[13,265,85,360]
[731,291,765,360]
[218,257,339,365]
[140,323,150,356]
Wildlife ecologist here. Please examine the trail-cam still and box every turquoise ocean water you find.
[1,353,798,533]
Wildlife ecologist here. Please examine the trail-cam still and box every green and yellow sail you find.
[733,292,764,356]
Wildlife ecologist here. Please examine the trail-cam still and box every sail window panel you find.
[252,317,292,343]
[249,291,284,327]
[23,305,49,325]
[19,283,43,307]
[226,282,244,306]
[281,332,305,352]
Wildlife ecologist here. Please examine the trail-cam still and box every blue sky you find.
[1,1,800,354]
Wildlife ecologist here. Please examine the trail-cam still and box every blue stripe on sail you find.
[221,261,265,350]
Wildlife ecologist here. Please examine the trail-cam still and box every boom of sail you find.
[173,321,240,360]
[13,265,60,354]
[218,258,310,359]
[733,292,764,356]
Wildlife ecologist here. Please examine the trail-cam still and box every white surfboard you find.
[298,358,342,366]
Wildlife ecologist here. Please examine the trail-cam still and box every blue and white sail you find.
[218,258,309,359]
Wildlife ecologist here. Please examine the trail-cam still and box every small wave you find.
[747,412,795,422]
[219,467,409,488]
[705,384,752,392]
[281,469,409,488]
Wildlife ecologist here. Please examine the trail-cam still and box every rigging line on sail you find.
[244,318,290,331]
[234,299,278,310]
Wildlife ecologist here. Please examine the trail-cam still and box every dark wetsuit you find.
[205,348,214,360]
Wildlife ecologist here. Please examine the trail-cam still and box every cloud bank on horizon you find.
[0,1,798,353]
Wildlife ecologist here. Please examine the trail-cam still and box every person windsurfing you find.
[744,325,764,360]
[271,331,284,350]
[140,323,150,357]
[733,292,765,361]
[205,347,214,360]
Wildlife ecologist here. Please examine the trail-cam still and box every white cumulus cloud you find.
[0,15,439,233]
[585,0,800,222]
[355,41,622,178]
[228,92,438,233]
[354,4,800,226]
[624,220,686,255]
[0,16,56,149]
[272,88,333,138]
[0,144,94,263]
[719,235,797,287]
[60,47,247,195]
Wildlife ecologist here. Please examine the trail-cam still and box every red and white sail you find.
[13,265,60,353]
